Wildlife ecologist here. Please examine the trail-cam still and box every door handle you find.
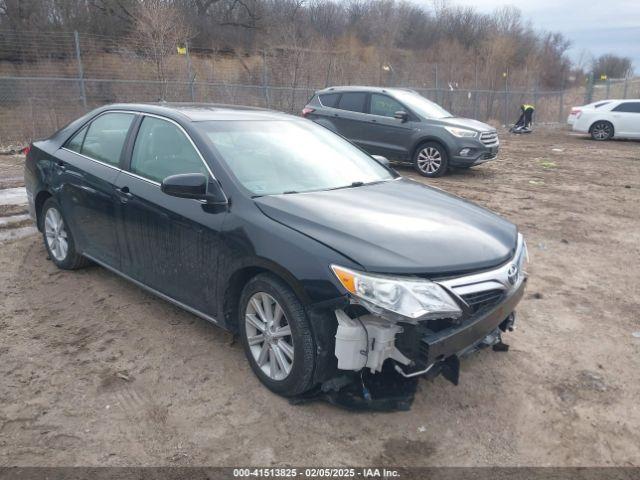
[56,160,66,171]
[333,113,339,117]
[115,186,133,203]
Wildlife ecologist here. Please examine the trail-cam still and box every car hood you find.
[254,179,517,276]
[439,116,495,132]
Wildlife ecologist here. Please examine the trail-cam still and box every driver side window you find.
[131,116,208,183]
[370,94,405,118]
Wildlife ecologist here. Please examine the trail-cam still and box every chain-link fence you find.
[585,76,640,103]
[0,29,585,144]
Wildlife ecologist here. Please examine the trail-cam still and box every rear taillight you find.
[22,145,31,156]
[571,108,581,116]
[301,107,315,117]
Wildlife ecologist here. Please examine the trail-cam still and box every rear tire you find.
[590,121,614,141]
[238,273,316,397]
[41,198,89,270]
[413,142,448,177]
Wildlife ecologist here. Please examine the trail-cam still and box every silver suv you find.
[303,86,499,177]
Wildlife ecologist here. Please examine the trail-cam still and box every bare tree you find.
[592,54,633,79]
[130,0,191,98]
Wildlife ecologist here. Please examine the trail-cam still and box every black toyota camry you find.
[24,103,527,405]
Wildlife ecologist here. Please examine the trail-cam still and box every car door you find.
[611,102,640,137]
[115,114,226,317]
[358,93,416,159]
[330,92,370,148]
[56,111,136,268]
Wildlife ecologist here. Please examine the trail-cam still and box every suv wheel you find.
[590,121,614,141]
[238,273,316,397]
[414,142,448,177]
[41,198,89,270]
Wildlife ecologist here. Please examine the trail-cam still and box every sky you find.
[416,0,640,74]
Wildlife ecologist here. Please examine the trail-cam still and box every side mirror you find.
[371,155,390,167]
[394,111,409,122]
[161,173,227,204]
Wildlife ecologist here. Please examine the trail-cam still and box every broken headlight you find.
[331,265,462,322]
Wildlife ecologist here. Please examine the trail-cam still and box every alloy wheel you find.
[417,147,442,174]
[44,207,68,261]
[592,122,612,140]
[244,292,294,381]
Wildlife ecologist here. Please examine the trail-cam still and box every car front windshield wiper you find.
[324,180,386,192]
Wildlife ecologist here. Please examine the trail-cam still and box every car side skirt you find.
[83,253,220,327]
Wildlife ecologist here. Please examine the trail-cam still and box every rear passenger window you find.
[319,93,339,107]
[612,102,640,113]
[81,113,134,166]
[337,93,367,113]
[65,125,88,153]
[130,116,208,183]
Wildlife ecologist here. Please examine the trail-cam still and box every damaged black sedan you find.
[24,103,527,409]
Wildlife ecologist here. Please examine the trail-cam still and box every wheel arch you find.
[222,259,312,333]
[411,136,450,161]
[34,190,53,232]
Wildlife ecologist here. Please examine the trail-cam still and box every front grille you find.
[480,131,499,146]
[460,289,504,314]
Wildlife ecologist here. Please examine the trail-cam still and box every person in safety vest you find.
[510,104,535,133]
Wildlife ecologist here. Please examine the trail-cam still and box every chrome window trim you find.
[62,109,228,202]
[438,233,527,296]
[121,169,161,186]
[61,147,123,171]
[61,109,139,169]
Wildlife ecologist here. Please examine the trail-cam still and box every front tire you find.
[41,198,89,270]
[413,142,448,177]
[238,273,316,397]
[590,121,614,141]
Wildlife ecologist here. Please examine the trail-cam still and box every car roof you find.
[316,86,418,95]
[96,102,295,122]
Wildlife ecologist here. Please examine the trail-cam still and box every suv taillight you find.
[22,145,31,156]
[301,107,315,117]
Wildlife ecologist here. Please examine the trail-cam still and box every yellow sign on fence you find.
[177,46,187,55]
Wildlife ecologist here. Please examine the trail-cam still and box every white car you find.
[566,100,612,125]
[572,99,640,140]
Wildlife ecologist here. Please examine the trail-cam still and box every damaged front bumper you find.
[396,278,525,375]
[331,239,528,386]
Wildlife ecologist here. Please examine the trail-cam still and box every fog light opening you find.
[459,148,472,156]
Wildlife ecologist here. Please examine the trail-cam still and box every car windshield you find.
[196,120,395,196]
[392,90,452,119]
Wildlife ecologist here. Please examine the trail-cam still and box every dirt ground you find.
[0,127,639,467]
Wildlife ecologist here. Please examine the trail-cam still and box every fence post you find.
[558,73,565,123]
[73,31,87,109]
[185,40,195,102]
[623,76,629,99]
[262,50,270,108]
[585,73,593,104]
[504,68,509,127]
[473,63,479,119]
[605,78,611,99]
